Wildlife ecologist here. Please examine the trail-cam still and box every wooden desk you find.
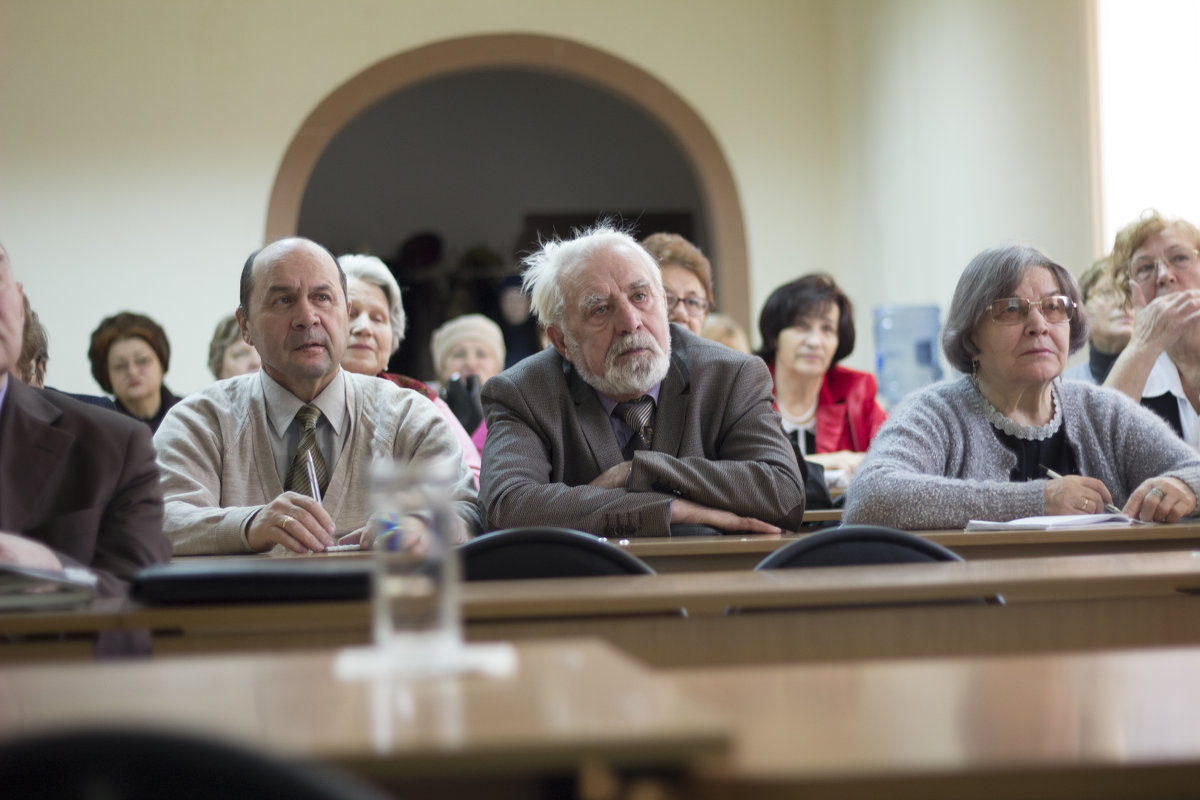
[0,598,125,662]
[0,638,726,798]
[671,645,1200,799]
[120,551,1200,666]
[926,522,1200,559]
[462,549,1200,617]
[15,551,1200,665]
[620,521,1200,573]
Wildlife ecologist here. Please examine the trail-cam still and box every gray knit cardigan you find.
[843,376,1200,530]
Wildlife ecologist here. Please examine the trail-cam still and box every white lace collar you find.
[970,376,1063,441]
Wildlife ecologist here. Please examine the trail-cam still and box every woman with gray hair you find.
[338,254,481,487]
[844,244,1200,529]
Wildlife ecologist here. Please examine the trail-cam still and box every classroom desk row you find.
[620,520,1200,572]
[8,550,1200,668]
[5,635,1200,799]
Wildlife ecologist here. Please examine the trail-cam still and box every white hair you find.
[522,223,663,328]
[338,254,406,354]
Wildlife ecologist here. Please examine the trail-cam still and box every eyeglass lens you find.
[665,294,709,317]
[1133,248,1199,282]
[990,296,1073,324]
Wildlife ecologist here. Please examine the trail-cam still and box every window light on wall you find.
[1097,0,1200,249]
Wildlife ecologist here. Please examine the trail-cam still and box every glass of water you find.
[367,456,462,675]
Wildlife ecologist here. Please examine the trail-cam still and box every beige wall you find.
[0,0,1091,393]
[827,0,1094,373]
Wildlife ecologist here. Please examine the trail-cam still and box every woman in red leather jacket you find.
[758,273,887,483]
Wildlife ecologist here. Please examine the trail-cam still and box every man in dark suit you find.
[480,225,805,536]
[0,243,169,596]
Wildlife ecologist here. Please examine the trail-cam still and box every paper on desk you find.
[965,513,1148,531]
[824,469,849,490]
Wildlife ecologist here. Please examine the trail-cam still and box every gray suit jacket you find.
[480,325,805,536]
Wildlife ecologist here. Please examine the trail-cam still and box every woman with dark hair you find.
[845,244,1200,530]
[757,273,887,480]
[88,311,180,432]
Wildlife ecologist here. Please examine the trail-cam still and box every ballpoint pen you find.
[307,450,359,551]
[1041,466,1122,515]
[305,449,322,505]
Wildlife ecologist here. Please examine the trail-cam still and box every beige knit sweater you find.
[154,371,481,554]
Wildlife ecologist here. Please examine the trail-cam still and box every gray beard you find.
[564,331,670,398]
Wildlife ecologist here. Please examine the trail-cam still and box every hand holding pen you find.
[1040,466,1118,516]
[244,449,337,553]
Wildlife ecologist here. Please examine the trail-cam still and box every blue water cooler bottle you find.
[873,305,944,408]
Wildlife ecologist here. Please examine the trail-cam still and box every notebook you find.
[0,563,97,611]
[965,513,1145,531]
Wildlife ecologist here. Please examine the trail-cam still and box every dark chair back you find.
[750,525,1003,605]
[756,525,963,569]
[460,527,656,581]
[0,727,391,800]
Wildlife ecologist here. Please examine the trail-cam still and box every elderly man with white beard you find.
[479,225,805,537]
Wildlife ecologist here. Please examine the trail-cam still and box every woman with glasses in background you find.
[88,311,180,432]
[844,244,1200,530]
[757,273,887,482]
[1062,257,1133,384]
[641,232,713,334]
[1103,211,1200,448]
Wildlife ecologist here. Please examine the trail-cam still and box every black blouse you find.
[114,385,180,434]
[991,423,1078,483]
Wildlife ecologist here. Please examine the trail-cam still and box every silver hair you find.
[338,254,406,355]
[522,223,663,328]
[942,244,1090,374]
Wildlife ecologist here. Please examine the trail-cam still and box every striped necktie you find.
[284,404,329,496]
[615,395,655,458]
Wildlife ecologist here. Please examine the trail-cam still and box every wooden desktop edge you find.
[121,550,1200,630]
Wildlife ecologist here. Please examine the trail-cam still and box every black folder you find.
[131,559,372,605]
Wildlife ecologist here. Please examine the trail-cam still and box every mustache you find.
[606,332,663,361]
[289,329,332,347]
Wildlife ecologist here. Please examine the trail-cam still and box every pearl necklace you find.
[779,398,818,427]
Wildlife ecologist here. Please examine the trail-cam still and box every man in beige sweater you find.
[154,238,479,555]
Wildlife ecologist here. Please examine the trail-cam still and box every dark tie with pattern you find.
[615,395,656,459]
[284,404,329,496]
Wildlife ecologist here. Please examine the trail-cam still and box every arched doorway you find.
[266,33,750,330]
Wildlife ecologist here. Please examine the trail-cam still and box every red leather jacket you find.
[769,363,888,453]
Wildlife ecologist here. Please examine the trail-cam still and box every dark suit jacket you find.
[0,377,169,596]
[480,325,806,536]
